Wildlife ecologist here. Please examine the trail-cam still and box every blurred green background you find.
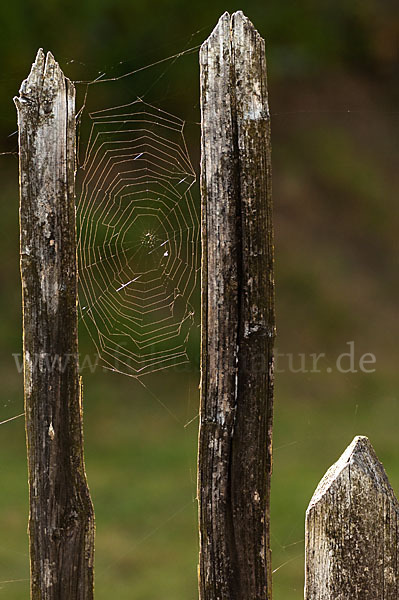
[0,1,398,598]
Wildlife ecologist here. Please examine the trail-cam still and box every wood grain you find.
[15,49,94,600]
[198,12,274,600]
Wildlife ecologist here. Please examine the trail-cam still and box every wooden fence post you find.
[305,436,399,599]
[198,11,274,600]
[15,49,95,599]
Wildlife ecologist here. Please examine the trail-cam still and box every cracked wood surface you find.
[15,49,94,600]
[198,12,274,600]
[305,436,399,599]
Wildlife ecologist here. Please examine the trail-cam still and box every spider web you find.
[77,98,199,378]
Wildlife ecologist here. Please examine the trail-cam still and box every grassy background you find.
[0,1,398,597]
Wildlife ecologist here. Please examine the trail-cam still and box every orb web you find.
[77,99,199,377]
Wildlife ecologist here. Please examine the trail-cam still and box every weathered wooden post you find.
[15,49,95,599]
[198,11,274,600]
[305,436,399,599]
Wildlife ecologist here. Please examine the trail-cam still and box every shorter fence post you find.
[305,436,399,599]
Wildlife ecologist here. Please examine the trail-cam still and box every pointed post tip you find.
[341,434,372,462]
[30,49,61,78]
[231,10,264,41]
[16,49,47,103]
[44,50,57,68]
[308,435,398,511]
[34,48,45,62]
[231,10,246,21]
[307,435,369,509]
[15,49,72,114]
[346,434,380,463]
[200,11,230,53]
[202,11,260,51]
